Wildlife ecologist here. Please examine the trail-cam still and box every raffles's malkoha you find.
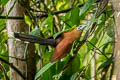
[52,25,86,62]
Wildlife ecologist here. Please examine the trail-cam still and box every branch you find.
[0,16,24,20]
[0,57,26,79]
[14,33,58,47]
[0,0,103,20]
[0,63,9,80]
[0,4,84,20]
[36,4,84,18]
[87,40,108,59]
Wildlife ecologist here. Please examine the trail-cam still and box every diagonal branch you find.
[0,63,9,80]
[0,57,26,79]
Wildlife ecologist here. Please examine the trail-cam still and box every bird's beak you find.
[80,25,87,29]
[77,25,87,30]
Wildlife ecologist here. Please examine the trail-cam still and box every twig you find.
[96,0,109,18]
[0,63,9,80]
[87,40,108,59]
[69,0,75,8]
[0,4,83,20]
[0,0,103,20]
[41,0,50,12]
[51,0,56,10]
[30,8,47,13]
[0,16,24,20]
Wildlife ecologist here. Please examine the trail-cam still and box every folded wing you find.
[52,38,73,62]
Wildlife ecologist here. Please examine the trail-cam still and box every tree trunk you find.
[5,0,36,80]
[110,0,120,80]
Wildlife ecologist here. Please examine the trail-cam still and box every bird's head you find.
[76,25,87,31]
[71,25,86,40]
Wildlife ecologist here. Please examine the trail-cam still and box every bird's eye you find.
[77,27,81,30]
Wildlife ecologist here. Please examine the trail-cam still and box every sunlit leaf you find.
[24,15,32,27]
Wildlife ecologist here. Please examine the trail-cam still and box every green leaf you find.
[64,12,71,21]
[41,14,53,35]
[35,61,57,80]
[79,0,96,16]
[24,15,32,27]
[29,27,41,37]
[1,0,9,6]
[70,72,79,80]
[71,55,80,73]
[106,21,114,38]
[102,43,113,54]
[0,25,5,32]
[88,37,98,52]
[47,14,54,35]
[0,20,5,32]
[97,57,114,72]
[70,7,80,26]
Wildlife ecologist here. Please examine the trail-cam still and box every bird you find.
[51,25,86,62]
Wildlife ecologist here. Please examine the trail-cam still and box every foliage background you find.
[0,0,114,80]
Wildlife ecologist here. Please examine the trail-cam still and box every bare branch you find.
[0,57,26,79]
[0,63,9,80]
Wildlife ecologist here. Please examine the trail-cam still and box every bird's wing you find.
[52,38,73,62]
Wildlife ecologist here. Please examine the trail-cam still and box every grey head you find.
[76,25,87,30]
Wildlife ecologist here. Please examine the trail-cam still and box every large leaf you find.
[35,61,57,80]
[70,7,80,26]
[1,0,9,6]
